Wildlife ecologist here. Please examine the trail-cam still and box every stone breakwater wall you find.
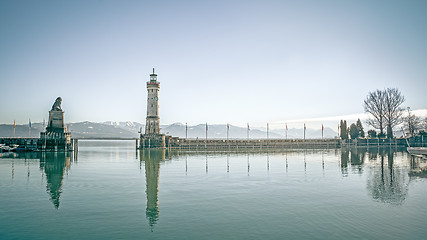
[155,137,424,150]
[0,137,75,151]
[166,138,340,150]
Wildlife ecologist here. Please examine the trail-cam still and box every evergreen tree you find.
[349,123,359,139]
[340,120,348,140]
[356,119,365,138]
[367,130,377,138]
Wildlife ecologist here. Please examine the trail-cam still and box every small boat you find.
[0,145,13,152]
[400,128,427,156]
[0,144,7,152]
[0,144,19,152]
[13,145,27,152]
[407,147,427,156]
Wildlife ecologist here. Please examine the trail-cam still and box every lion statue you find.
[51,97,62,111]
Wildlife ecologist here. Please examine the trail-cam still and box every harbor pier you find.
[169,138,340,150]
[138,137,424,150]
[0,137,77,152]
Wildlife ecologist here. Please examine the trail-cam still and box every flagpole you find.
[247,123,249,140]
[322,124,324,139]
[286,123,288,140]
[29,119,31,137]
[304,123,306,141]
[267,123,269,139]
[13,120,15,138]
[185,122,188,139]
[205,122,207,149]
[226,123,229,141]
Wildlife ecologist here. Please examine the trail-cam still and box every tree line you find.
[339,88,426,140]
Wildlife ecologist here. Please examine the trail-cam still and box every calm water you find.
[1,140,427,240]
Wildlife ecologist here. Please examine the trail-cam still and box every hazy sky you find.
[1,0,426,129]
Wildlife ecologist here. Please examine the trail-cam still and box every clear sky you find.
[1,0,426,129]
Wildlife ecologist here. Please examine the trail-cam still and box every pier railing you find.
[167,138,340,150]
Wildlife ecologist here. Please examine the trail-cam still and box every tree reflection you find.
[366,150,409,205]
[350,148,365,174]
[341,148,366,176]
[340,149,349,176]
[367,148,379,160]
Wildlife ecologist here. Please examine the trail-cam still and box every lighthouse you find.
[140,68,168,148]
[145,68,160,134]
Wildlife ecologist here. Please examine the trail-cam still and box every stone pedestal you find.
[140,134,166,149]
[39,132,72,151]
[46,110,65,133]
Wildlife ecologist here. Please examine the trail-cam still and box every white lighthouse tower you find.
[145,68,160,134]
[141,68,169,148]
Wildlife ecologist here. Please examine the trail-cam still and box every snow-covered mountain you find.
[0,121,337,139]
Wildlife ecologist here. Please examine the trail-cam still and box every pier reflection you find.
[135,147,421,226]
[409,155,427,178]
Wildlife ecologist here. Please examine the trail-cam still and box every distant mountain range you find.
[0,121,338,139]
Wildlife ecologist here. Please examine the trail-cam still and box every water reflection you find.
[409,155,427,178]
[338,148,411,205]
[340,149,349,176]
[0,152,73,209]
[366,149,409,205]
[350,148,365,174]
[139,149,166,230]
[39,152,72,209]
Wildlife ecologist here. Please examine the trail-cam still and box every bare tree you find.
[364,88,405,138]
[383,88,405,138]
[403,107,422,136]
[364,89,386,135]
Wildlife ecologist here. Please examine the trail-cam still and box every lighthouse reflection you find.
[136,147,418,230]
[140,149,166,230]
